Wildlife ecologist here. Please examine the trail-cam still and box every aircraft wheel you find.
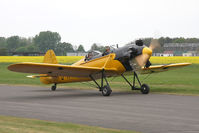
[102,85,112,96]
[51,85,56,91]
[140,84,150,94]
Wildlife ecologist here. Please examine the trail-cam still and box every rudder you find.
[40,50,58,84]
[43,50,58,64]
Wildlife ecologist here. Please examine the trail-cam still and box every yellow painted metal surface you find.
[142,47,152,56]
[140,63,191,74]
[77,53,126,74]
[40,76,90,84]
[43,50,58,64]
[33,51,125,84]
[32,50,90,84]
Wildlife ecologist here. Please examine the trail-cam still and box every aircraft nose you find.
[142,47,152,56]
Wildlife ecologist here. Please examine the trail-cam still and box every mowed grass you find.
[0,115,135,133]
[0,63,199,95]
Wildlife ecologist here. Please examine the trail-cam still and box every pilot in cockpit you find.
[84,51,93,62]
[102,46,111,56]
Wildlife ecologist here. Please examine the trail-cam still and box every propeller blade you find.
[149,39,160,50]
[134,39,160,68]
[135,54,150,67]
[135,47,152,67]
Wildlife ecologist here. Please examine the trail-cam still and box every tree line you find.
[142,37,199,47]
[0,31,85,56]
[0,31,199,56]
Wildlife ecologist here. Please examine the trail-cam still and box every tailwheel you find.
[102,85,112,96]
[51,84,57,91]
[140,84,150,94]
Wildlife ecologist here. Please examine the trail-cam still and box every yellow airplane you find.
[8,40,191,96]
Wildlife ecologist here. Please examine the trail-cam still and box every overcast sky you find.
[0,0,198,50]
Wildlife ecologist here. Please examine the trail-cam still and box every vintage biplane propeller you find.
[8,39,190,96]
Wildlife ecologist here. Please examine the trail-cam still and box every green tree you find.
[186,38,199,43]
[90,43,104,52]
[18,38,31,47]
[26,44,38,52]
[34,31,61,53]
[0,37,7,48]
[77,45,85,52]
[91,43,98,51]
[164,37,172,44]
[0,48,8,55]
[6,36,20,52]
[55,42,74,56]
[143,38,152,46]
[15,47,27,53]
[173,37,186,43]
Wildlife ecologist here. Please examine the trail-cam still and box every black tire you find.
[51,85,56,91]
[140,84,150,94]
[102,85,112,96]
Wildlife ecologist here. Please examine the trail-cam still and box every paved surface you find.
[0,85,199,133]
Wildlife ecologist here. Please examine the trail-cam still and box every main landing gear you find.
[89,70,112,96]
[51,83,57,91]
[121,72,150,94]
[90,70,149,96]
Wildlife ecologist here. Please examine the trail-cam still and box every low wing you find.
[8,62,118,77]
[139,63,191,74]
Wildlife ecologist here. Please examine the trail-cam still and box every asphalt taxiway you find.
[0,85,199,133]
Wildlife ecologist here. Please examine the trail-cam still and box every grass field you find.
[0,115,135,133]
[0,62,199,95]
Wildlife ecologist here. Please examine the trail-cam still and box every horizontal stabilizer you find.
[26,75,49,78]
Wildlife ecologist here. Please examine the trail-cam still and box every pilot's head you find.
[135,39,143,46]
[105,46,110,52]
[88,52,93,57]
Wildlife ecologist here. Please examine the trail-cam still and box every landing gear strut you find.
[121,72,150,94]
[89,70,112,96]
[51,83,57,91]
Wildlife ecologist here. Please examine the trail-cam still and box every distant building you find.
[183,51,199,56]
[183,53,192,57]
[9,52,45,56]
[164,43,199,51]
[162,43,199,56]
[153,53,173,57]
[163,51,174,56]
[66,52,87,56]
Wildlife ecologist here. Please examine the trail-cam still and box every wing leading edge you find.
[8,62,118,77]
[139,63,191,74]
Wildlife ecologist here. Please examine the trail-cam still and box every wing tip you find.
[7,64,17,71]
[170,62,192,66]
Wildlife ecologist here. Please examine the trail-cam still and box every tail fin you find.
[43,50,58,64]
